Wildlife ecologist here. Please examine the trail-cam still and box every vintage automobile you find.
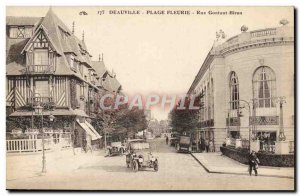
[107,141,126,156]
[169,132,179,147]
[126,139,159,172]
[176,136,192,153]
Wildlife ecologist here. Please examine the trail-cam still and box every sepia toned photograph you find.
[5,6,295,191]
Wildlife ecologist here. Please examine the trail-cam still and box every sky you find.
[6,6,293,120]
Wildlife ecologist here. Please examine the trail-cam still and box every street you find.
[7,138,294,190]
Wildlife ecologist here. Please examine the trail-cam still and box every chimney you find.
[72,21,75,34]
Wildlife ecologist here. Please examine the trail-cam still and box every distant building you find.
[187,21,294,152]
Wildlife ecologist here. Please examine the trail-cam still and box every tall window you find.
[230,72,239,110]
[35,80,49,97]
[34,49,48,65]
[253,66,276,108]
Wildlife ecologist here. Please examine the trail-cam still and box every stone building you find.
[187,21,294,153]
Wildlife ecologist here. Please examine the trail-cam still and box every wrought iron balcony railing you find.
[26,65,55,74]
[27,97,54,108]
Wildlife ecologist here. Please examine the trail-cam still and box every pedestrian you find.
[198,139,201,152]
[192,138,197,152]
[209,140,214,152]
[86,134,93,153]
[205,139,209,153]
[201,137,206,152]
[248,151,260,176]
[166,136,169,145]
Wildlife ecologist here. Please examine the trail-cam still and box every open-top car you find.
[126,139,158,172]
[107,141,125,156]
[176,136,192,153]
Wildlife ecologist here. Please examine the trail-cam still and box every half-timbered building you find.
[6,8,122,152]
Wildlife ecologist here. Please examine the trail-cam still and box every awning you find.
[86,120,102,139]
[76,119,102,140]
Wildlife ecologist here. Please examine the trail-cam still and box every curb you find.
[190,153,294,179]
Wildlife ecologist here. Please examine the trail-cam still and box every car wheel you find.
[132,160,138,172]
[154,162,158,172]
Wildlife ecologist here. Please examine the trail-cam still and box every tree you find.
[115,107,147,138]
[169,93,203,135]
[93,95,148,143]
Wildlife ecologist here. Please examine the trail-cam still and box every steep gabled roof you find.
[21,24,61,55]
[91,61,108,78]
[110,77,122,92]
[102,75,121,92]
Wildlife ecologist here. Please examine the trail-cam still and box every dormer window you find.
[67,54,77,71]
[34,49,48,65]
[9,26,33,38]
[59,27,68,40]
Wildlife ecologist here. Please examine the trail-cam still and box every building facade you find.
[6,8,122,151]
[187,21,294,153]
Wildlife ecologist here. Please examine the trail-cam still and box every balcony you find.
[199,119,214,128]
[26,65,55,74]
[27,97,54,108]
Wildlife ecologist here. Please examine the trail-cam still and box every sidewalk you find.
[7,148,106,181]
[191,152,294,179]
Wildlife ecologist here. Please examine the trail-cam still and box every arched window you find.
[230,72,239,110]
[253,66,276,108]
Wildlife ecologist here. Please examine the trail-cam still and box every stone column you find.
[250,139,260,152]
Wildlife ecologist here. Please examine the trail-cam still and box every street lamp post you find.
[238,100,251,151]
[33,103,46,173]
[33,93,56,173]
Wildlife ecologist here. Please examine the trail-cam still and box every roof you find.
[6,8,94,76]
[102,75,121,92]
[110,77,122,92]
[6,38,28,75]
[6,8,123,93]
[6,16,42,26]
[91,61,108,77]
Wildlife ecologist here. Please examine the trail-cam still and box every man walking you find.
[249,151,260,176]
[205,139,209,153]
[166,136,169,145]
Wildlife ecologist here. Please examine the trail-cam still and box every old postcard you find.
[5,6,295,191]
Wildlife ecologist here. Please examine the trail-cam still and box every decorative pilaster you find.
[278,97,286,141]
